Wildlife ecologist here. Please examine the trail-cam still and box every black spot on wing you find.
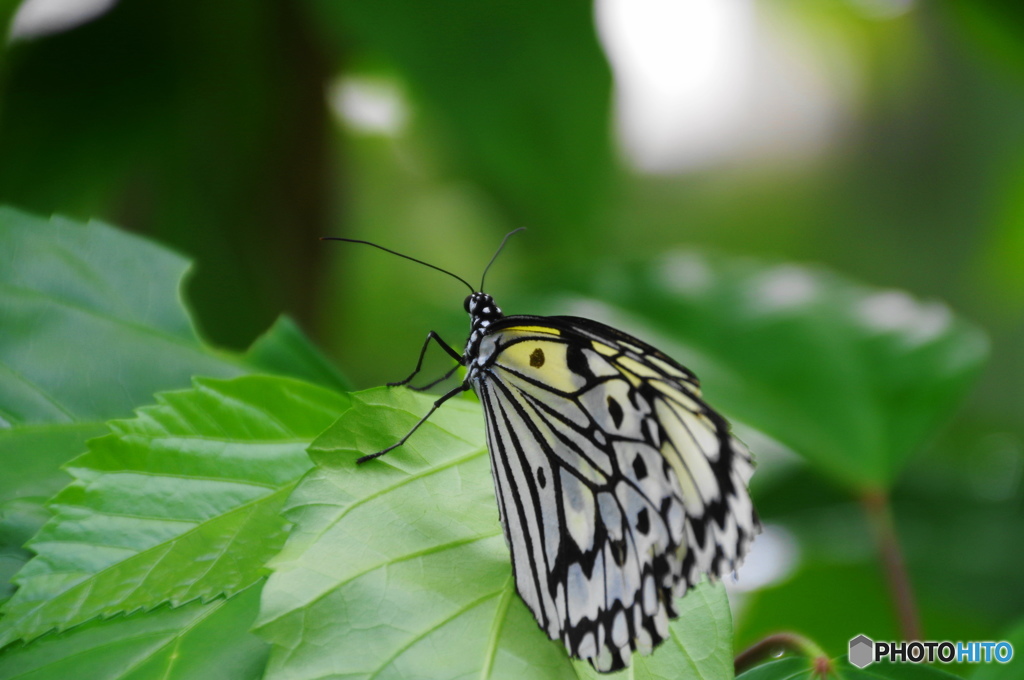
[690,514,707,546]
[565,343,594,381]
[530,347,545,368]
[636,508,650,535]
[607,396,624,429]
[632,454,648,480]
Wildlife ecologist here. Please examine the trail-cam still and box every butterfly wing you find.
[472,316,759,672]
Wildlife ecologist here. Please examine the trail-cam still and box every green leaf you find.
[0,582,268,680]
[972,617,1024,680]
[557,251,989,490]
[243,316,351,393]
[0,425,107,504]
[0,209,348,587]
[735,657,810,680]
[0,207,346,433]
[256,388,735,680]
[0,207,249,426]
[735,563,898,661]
[940,1,1024,75]
[0,376,349,647]
[0,500,50,606]
[572,583,734,680]
[843,660,965,680]
[736,657,964,680]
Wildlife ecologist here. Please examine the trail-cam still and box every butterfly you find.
[324,229,760,672]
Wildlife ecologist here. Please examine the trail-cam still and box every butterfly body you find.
[460,291,759,672]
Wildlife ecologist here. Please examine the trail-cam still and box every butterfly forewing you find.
[471,315,760,672]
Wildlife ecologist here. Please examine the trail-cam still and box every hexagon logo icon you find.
[849,635,874,668]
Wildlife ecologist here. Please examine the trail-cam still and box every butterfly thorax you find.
[464,292,504,369]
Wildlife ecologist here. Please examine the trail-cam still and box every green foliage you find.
[0,585,268,680]
[0,208,347,608]
[555,252,990,490]
[737,658,966,680]
[0,375,348,647]
[0,208,997,678]
[971,617,1024,680]
[0,207,248,425]
[0,211,348,677]
[310,0,614,241]
[1,1,1019,678]
[257,388,734,680]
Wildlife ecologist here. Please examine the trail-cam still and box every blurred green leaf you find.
[737,657,964,680]
[243,316,351,393]
[858,664,965,680]
[0,2,21,54]
[978,156,1024,312]
[941,1,1024,75]
[0,207,343,442]
[0,376,348,647]
[0,208,348,597]
[736,562,897,659]
[0,1,331,349]
[735,657,810,680]
[256,387,735,680]
[0,582,267,680]
[312,0,614,242]
[894,480,1024,626]
[0,207,248,426]
[971,616,1024,680]
[0,500,49,606]
[0,207,241,600]
[0,425,106,503]
[552,251,989,490]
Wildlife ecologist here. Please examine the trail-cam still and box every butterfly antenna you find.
[479,227,526,292]
[321,237,474,293]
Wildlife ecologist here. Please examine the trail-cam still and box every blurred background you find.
[1,0,1021,669]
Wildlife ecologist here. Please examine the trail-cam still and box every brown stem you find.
[861,489,922,641]
[734,632,832,677]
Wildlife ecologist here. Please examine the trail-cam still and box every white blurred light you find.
[856,290,952,346]
[727,523,799,592]
[328,77,408,136]
[748,265,820,314]
[595,0,850,173]
[657,251,714,298]
[10,0,117,40]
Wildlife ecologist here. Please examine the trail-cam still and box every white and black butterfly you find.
[325,230,760,672]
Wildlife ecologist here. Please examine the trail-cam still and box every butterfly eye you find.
[463,295,473,313]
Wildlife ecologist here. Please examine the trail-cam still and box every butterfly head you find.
[465,292,503,324]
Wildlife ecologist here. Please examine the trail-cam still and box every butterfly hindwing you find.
[472,316,759,672]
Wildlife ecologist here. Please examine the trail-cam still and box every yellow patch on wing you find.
[617,355,662,380]
[500,325,562,336]
[494,334,588,393]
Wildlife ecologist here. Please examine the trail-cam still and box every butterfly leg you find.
[407,362,462,391]
[388,331,464,390]
[357,382,471,463]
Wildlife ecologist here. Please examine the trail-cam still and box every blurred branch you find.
[861,489,922,641]
[734,632,832,677]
